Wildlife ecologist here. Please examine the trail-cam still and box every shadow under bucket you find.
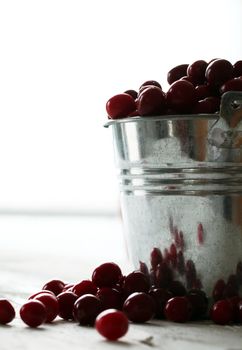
[105,92,242,299]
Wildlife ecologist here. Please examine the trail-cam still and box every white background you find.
[0,0,241,214]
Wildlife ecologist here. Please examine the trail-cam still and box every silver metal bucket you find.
[105,92,242,298]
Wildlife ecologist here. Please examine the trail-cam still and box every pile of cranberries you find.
[106,59,242,119]
[0,260,242,340]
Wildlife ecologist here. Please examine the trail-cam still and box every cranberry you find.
[168,281,186,296]
[124,89,138,100]
[137,86,166,116]
[122,271,150,296]
[73,294,102,325]
[233,60,242,77]
[20,300,47,328]
[195,84,212,100]
[167,64,189,85]
[34,293,59,323]
[192,97,220,114]
[123,292,155,323]
[62,283,74,292]
[106,93,136,119]
[166,80,196,113]
[150,247,163,269]
[96,287,123,311]
[148,288,173,318]
[187,290,208,319]
[210,299,233,325]
[223,275,239,298]
[57,291,78,320]
[95,309,129,341]
[205,59,233,87]
[92,262,122,288]
[187,60,208,85]
[72,280,97,297]
[0,299,15,324]
[42,279,65,296]
[220,77,242,94]
[213,279,226,301]
[180,76,194,84]
[139,80,162,89]
[155,262,173,288]
[164,296,192,323]
[29,290,55,299]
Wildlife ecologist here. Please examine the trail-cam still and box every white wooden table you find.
[0,215,241,350]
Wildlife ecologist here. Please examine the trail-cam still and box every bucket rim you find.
[104,113,219,128]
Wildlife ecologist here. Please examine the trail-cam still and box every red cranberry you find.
[195,84,212,100]
[62,283,74,292]
[148,288,173,318]
[29,290,55,299]
[20,300,47,328]
[96,287,123,311]
[57,291,78,320]
[0,299,15,325]
[73,294,102,325]
[213,279,226,301]
[123,292,155,323]
[155,262,173,288]
[34,293,59,323]
[122,271,150,296]
[167,64,189,85]
[95,309,129,341]
[192,97,220,114]
[220,77,242,94]
[210,299,233,325]
[42,279,65,296]
[92,262,122,288]
[168,281,186,296]
[72,280,97,297]
[106,93,136,119]
[205,59,233,87]
[164,296,192,323]
[137,86,166,116]
[187,60,208,85]
[187,290,208,319]
[124,89,138,100]
[150,247,163,269]
[139,80,162,89]
[166,80,196,113]
[233,60,242,77]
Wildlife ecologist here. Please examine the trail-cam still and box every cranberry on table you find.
[122,271,150,296]
[95,309,129,341]
[210,299,233,325]
[20,300,47,328]
[205,59,233,87]
[167,64,189,85]
[0,299,15,325]
[72,280,97,297]
[106,93,136,119]
[57,291,78,320]
[42,279,65,296]
[166,80,196,113]
[123,292,155,323]
[96,287,123,311]
[164,296,192,323]
[148,288,173,318]
[137,86,166,116]
[187,60,208,85]
[73,294,102,325]
[92,262,122,288]
[34,293,59,323]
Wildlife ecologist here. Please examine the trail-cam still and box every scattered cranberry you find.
[72,280,97,297]
[34,293,59,323]
[167,64,189,85]
[106,93,136,119]
[42,279,65,296]
[62,283,74,292]
[57,291,78,320]
[149,288,173,318]
[164,297,192,323]
[73,294,102,325]
[166,80,196,113]
[92,262,122,288]
[96,287,123,311]
[123,292,155,323]
[95,309,129,341]
[122,271,150,296]
[210,299,233,325]
[195,84,212,100]
[20,300,47,328]
[0,299,15,325]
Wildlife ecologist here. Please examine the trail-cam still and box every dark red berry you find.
[192,97,220,114]
[187,290,208,319]
[233,60,242,77]
[168,281,186,296]
[210,299,233,325]
[122,271,150,296]
[166,80,196,113]
[73,294,102,325]
[72,280,97,297]
[205,59,233,87]
[0,299,15,325]
[29,290,55,299]
[150,248,163,269]
[96,287,123,311]
[187,60,208,85]
[92,262,122,288]
[124,89,138,100]
[137,86,166,116]
[20,300,47,328]
[123,292,155,323]
[106,93,136,119]
[195,84,212,100]
[57,291,78,320]
[34,293,59,323]
[164,296,192,323]
[139,80,162,89]
[213,279,226,301]
[148,288,173,318]
[167,64,189,85]
[95,309,129,341]
[42,279,65,296]
[220,77,242,94]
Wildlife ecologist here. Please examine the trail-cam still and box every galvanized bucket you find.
[105,92,242,298]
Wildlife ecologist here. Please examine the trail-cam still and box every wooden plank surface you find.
[0,215,241,350]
